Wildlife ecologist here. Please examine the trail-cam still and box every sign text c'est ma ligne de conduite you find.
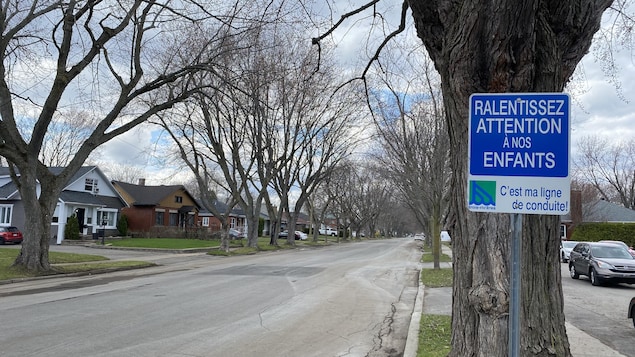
[467,93,571,215]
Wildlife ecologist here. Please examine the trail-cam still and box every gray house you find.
[561,195,635,240]
[0,166,126,244]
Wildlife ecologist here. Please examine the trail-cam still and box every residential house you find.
[273,211,310,233]
[582,199,635,223]
[197,200,248,234]
[112,180,200,236]
[561,192,635,239]
[0,166,127,244]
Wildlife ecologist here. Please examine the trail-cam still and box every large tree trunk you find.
[12,168,59,272]
[408,0,612,355]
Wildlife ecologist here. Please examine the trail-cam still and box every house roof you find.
[583,200,635,223]
[113,180,196,207]
[0,166,126,207]
[197,199,245,217]
[0,181,18,199]
[59,191,126,209]
[0,166,96,188]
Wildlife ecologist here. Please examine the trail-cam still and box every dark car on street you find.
[569,242,635,286]
[0,226,23,244]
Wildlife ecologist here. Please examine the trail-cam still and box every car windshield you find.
[562,241,577,248]
[591,245,634,259]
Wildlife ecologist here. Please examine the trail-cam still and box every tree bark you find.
[12,168,59,272]
[408,0,612,355]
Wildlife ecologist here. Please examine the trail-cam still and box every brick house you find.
[112,179,200,236]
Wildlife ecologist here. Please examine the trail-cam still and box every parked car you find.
[228,228,246,239]
[319,228,337,236]
[628,297,635,328]
[569,242,635,286]
[0,226,23,244]
[560,240,578,263]
[599,240,635,258]
[414,233,425,241]
[278,230,307,240]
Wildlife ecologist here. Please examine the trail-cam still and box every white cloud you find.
[90,124,194,185]
[570,48,635,151]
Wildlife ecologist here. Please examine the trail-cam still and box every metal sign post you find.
[509,213,522,357]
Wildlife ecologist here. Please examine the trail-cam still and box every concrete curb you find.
[403,279,424,357]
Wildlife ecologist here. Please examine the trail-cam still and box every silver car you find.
[569,242,635,286]
[560,240,578,263]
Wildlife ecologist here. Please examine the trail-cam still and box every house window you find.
[201,217,209,227]
[85,178,98,192]
[0,205,12,225]
[169,212,178,226]
[155,210,165,225]
[230,217,236,229]
[560,224,567,240]
[97,211,116,227]
[175,196,183,203]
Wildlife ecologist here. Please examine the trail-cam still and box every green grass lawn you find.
[0,248,154,281]
[418,261,453,356]
[421,252,452,263]
[106,238,220,249]
[418,314,452,357]
[421,267,453,288]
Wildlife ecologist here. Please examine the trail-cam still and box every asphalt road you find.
[0,239,422,357]
[561,262,635,356]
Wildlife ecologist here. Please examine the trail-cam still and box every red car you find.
[0,226,23,244]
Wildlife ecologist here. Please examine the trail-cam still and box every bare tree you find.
[16,109,97,167]
[99,164,148,185]
[158,8,342,249]
[352,165,392,238]
[0,1,246,271]
[371,49,449,268]
[306,183,333,241]
[313,0,626,355]
[574,135,635,208]
[266,48,361,246]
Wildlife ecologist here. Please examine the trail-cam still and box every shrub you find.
[258,218,264,236]
[64,214,80,240]
[117,214,128,236]
[571,222,635,247]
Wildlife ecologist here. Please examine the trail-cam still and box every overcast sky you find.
[93,5,634,186]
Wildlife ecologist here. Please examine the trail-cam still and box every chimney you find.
[138,178,146,186]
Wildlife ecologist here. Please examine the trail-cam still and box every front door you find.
[76,208,86,235]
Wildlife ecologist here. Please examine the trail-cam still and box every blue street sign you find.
[467,93,571,214]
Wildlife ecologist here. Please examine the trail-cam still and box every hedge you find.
[570,222,635,247]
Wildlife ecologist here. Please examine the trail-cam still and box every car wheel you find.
[0,237,4,245]
[590,268,602,286]
[569,264,579,279]
[632,307,635,328]
[561,253,566,263]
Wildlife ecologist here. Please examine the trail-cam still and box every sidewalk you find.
[404,244,627,357]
